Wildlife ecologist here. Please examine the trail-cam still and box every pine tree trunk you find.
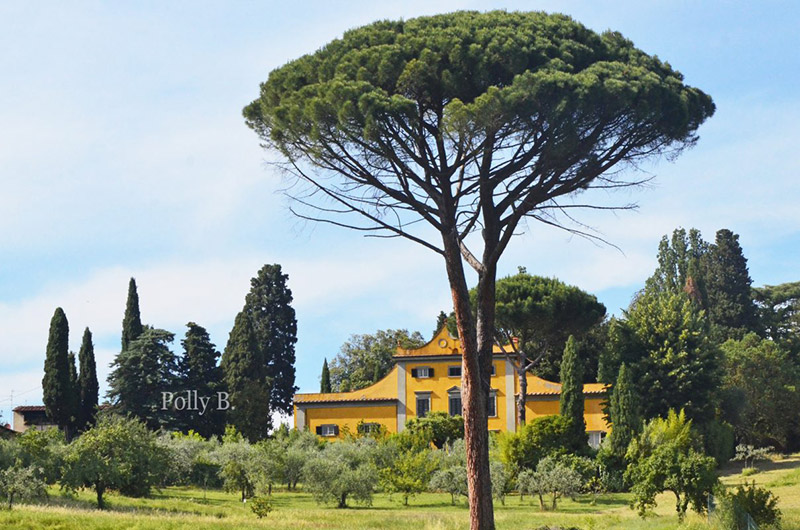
[443,236,496,530]
[517,355,527,426]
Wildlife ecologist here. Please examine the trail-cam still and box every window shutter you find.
[315,425,322,435]
[429,368,434,377]
[411,368,418,377]
[333,425,340,436]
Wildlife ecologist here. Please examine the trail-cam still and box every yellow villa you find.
[294,327,610,447]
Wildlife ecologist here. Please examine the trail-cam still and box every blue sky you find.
[2,1,798,425]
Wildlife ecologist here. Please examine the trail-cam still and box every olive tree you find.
[244,11,714,528]
[61,415,166,509]
[302,439,378,508]
[0,465,47,509]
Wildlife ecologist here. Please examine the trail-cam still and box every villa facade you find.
[294,327,610,447]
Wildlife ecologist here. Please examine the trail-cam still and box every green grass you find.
[2,455,799,529]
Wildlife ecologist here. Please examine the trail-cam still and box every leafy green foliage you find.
[489,461,511,506]
[302,439,378,508]
[329,329,424,392]
[215,430,257,502]
[600,291,720,423]
[753,280,800,357]
[380,447,439,505]
[714,482,782,530]
[559,336,587,452]
[644,228,707,300]
[403,411,464,449]
[249,496,273,518]
[625,410,718,520]
[721,333,800,450]
[500,415,571,472]
[221,264,297,439]
[0,465,47,509]
[42,307,77,436]
[429,465,468,505]
[77,327,99,431]
[61,415,167,508]
[16,428,65,485]
[107,328,178,430]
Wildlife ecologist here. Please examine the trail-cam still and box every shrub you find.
[404,412,464,448]
[625,411,718,520]
[714,482,781,530]
[249,496,273,518]
[500,415,571,472]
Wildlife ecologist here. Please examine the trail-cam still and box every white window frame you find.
[415,366,433,378]
[320,424,337,437]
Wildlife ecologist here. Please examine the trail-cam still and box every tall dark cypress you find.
[121,278,143,352]
[320,358,332,393]
[179,322,225,437]
[42,308,75,434]
[559,335,587,451]
[221,312,273,441]
[78,327,99,429]
[704,229,758,342]
[240,264,297,413]
[609,363,639,458]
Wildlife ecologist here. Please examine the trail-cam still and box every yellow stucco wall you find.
[403,358,507,431]
[303,404,398,438]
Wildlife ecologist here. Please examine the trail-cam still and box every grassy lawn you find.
[1,455,798,530]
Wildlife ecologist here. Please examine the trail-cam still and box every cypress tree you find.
[704,229,758,342]
[227,264,297,416]
[42,308,75,435]
[434,311,448,338]
[78,327,99,429]
[221,312,273,441]
[179,322,225,437]
[559,335,587,451]
[121,278,143,352]
[320,358,332,393]
[609,363,639,458]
